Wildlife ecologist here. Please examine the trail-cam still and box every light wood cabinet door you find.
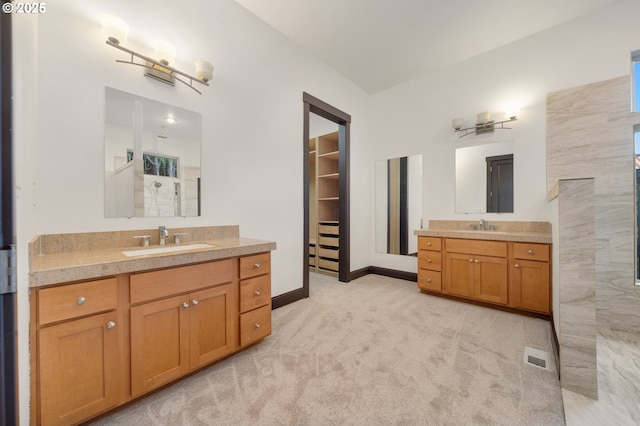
[444,253,475,298]
[39,312,120,425]
[474,255,508,305]
[190,283,239,368]
[511,259,550,313]
[130,295,190,397]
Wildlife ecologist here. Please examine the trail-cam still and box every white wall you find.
[369,0,640,272]
[13,1,370,423]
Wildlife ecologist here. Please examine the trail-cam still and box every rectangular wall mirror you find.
[375,154,422,255]
[455,140,514,214]
[104,87,201,217]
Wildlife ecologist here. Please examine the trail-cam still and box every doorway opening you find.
[486,154,513,213]
[303,93,351,298]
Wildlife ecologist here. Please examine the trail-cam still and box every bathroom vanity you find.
[415,221,551,316]
[29,226,275,425]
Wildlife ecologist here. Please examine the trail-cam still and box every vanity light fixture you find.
[101,14,214,94]
[165,116,176,124]
[451,111,517,138]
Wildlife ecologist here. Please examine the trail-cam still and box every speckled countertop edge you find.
[30,237,277,288]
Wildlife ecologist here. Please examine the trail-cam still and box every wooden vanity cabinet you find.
[35,278,122,425]
[239,252,272,347]
[129,259,238,397]
[509,242,551,313]
[444,239,508,305]
[417,237,442,292]
[418,236,551,315]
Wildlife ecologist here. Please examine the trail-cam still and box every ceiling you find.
[232,0,622,94]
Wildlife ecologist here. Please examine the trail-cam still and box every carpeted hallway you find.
[90,273,565,425]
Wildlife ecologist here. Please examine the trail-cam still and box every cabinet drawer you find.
[318,247,339,259]
[418,237,441,251]
[240,252,271,279]
[39,278,118,325]
[318,224,339,235]
[131,259,234,304]
[418,251,441,271]
[445,238,507,257]
[418,270,441,292]
[318,235,339,247]
[512,243,550,262]
[319,258,339,271]
[240,305,271,347]
[240,274,271,313]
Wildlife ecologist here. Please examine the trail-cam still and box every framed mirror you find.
[455,140,513,214]
[104,87,201,217]
[375,154,422,255]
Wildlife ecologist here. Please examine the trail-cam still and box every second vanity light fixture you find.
[451,109,518,138]
[101,14,214,94]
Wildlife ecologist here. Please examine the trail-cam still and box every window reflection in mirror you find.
[455,141,514,214]
[375,155,422,255]
[104,87,201,217]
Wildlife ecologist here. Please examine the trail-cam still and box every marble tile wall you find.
[547,75,640,407]
[548,75,640,335]
[557,179,598,399]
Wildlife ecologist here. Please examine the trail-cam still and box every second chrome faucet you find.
[159,226,169,246]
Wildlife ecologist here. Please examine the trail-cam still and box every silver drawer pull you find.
[77,296,86,305]
[192,299,199,305]
[254,290,261,296]
[254,263,261,269]
[528,250,534,254]
[427,278,432,283]
[427,259,432,263]
[515,264,520,268]
[254,323,261,329]
[468,259,473,262]
[474,259,479,263]
[106,321,116,329]
[427,242,432,246]
[182,302,189,309]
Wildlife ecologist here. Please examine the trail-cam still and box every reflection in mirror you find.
[455,141,514,214]
[104,87,201,217]
[375,155,422,255]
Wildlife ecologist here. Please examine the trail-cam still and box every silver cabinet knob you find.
[427,278,432,283]
[106,321,116,329]
[254,323,261,329]
[182,302,189,309]
[254,290,261,296]
[427,242,432,246]
[475,259,479,263]
[77,296,86,305]
[515,264,520,268]
[468,259,473,262]
[254,263,261,269]
[528,250,534,254]
[192,299,199,305]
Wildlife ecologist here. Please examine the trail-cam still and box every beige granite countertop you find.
[29,226,276,287]
[413,220,552,244]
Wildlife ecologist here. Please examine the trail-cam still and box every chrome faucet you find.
[159,226,169,246]
[479,219,485,231]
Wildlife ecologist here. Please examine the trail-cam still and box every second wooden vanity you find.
[29,226,275,425]
[415,221,552,315]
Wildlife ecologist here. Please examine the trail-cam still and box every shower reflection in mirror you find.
[375,155,423,255]
[104,87,201,218]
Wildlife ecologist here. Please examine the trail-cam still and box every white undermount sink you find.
[122,243,215,257]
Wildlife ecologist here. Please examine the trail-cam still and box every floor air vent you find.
[524,346,550,370]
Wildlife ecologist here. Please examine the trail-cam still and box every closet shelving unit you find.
[309,131,340,276]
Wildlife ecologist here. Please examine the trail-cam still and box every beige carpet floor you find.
[90,273,565,425]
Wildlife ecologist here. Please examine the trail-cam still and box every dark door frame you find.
[303,92,351,296]
[0,5,18,424]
